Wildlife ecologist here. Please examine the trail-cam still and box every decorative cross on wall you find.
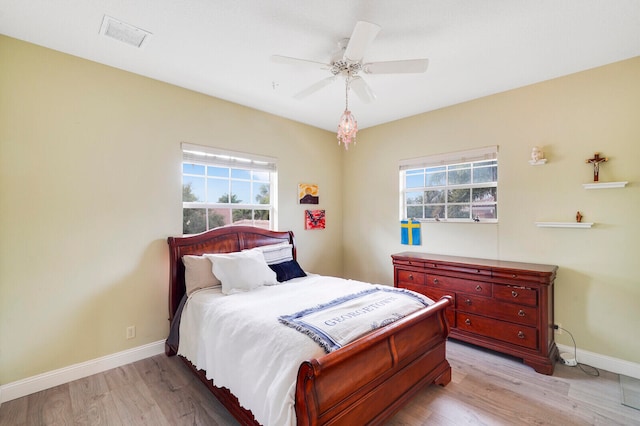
[586,152,608,182]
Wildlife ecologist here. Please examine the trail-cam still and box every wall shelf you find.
[583,181,628,189]
[535,222,594,229]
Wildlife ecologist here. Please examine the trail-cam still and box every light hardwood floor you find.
[1,340,638,425]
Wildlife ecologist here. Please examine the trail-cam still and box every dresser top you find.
[391,251,558,275]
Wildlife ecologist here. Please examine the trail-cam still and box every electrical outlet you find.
[126,325,136,339]
[554,323,562,335]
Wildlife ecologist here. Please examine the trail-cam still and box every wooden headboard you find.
[167,226,295,323]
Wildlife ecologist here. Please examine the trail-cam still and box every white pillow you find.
[182,255,221,296]
[256,242,293,265]
[206,249,278,295]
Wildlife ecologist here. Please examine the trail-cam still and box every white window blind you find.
[399,145,498,170]
[181,142,277,171]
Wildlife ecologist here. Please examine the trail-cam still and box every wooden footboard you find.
[295,296,452,425]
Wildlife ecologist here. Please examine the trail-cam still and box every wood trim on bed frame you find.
[165,226,451,426]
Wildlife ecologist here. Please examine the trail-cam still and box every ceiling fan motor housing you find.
[331,60,362,76]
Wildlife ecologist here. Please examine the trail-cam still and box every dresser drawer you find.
[426,263,492,277]
[396,269,425,286]
[394,259,426,268]
[427,274,492,297]
[456,312,538,350]
[456,295,538,327]
[494,285,538,307]
[492,270,548,284]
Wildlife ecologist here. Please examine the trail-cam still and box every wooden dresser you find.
[392,252,558,375]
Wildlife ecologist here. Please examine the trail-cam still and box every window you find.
[400,146,498,222]
[182,143,277,234]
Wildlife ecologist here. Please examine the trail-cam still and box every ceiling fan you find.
[271,21,429,103]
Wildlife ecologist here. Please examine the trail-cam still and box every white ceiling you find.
[1,1,639,131]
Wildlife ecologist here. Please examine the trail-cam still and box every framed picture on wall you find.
[305,209,325,230]
[298,183,319,204]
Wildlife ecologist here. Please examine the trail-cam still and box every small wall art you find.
[298,183,319,204]
[529,146,547,165]
[400,219,421,245]
[305,209,326,230]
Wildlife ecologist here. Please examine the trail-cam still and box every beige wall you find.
[343,57,640,365]
[0,36,342,384]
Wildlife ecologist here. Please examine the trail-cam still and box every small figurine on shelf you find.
[576,211,583,223]
[529,146,547,165]
[586,152,608,182]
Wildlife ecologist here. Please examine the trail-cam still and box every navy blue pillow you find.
[269,260,307,282]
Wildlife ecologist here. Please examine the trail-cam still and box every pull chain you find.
[345,76,350,110]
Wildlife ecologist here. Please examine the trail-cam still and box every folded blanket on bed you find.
[278,287,430,353]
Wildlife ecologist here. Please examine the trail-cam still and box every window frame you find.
[399,146,498,223]
[181,143,278,234]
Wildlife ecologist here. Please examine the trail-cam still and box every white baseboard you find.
[2,340,637,405]
[557,343,640,379]
[0,340,165,404]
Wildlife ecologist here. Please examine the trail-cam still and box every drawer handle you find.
[433,278,439,284]
[518,309,526,317]
[512,274,518,278]
[517,331,525,339]
[475,285,482,292]
[465,299,472,306]
[408,274,414,280]
[511,290,519,298]
[465,318,471,325]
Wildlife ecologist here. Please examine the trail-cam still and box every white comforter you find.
[178,275,431,426]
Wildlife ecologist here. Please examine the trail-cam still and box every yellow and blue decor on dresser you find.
[400,219,421,245]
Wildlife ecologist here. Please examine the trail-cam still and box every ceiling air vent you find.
[99,15,151,48]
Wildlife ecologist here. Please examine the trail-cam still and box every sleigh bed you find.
[165,226,451,425]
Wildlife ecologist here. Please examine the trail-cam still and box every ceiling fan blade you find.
[350,76,376,103]
[343,21,381,62]
[293,76,336,100]
[271,55,331,70]
[363,58,429,74]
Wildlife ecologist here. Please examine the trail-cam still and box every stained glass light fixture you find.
[337,77,357,150]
